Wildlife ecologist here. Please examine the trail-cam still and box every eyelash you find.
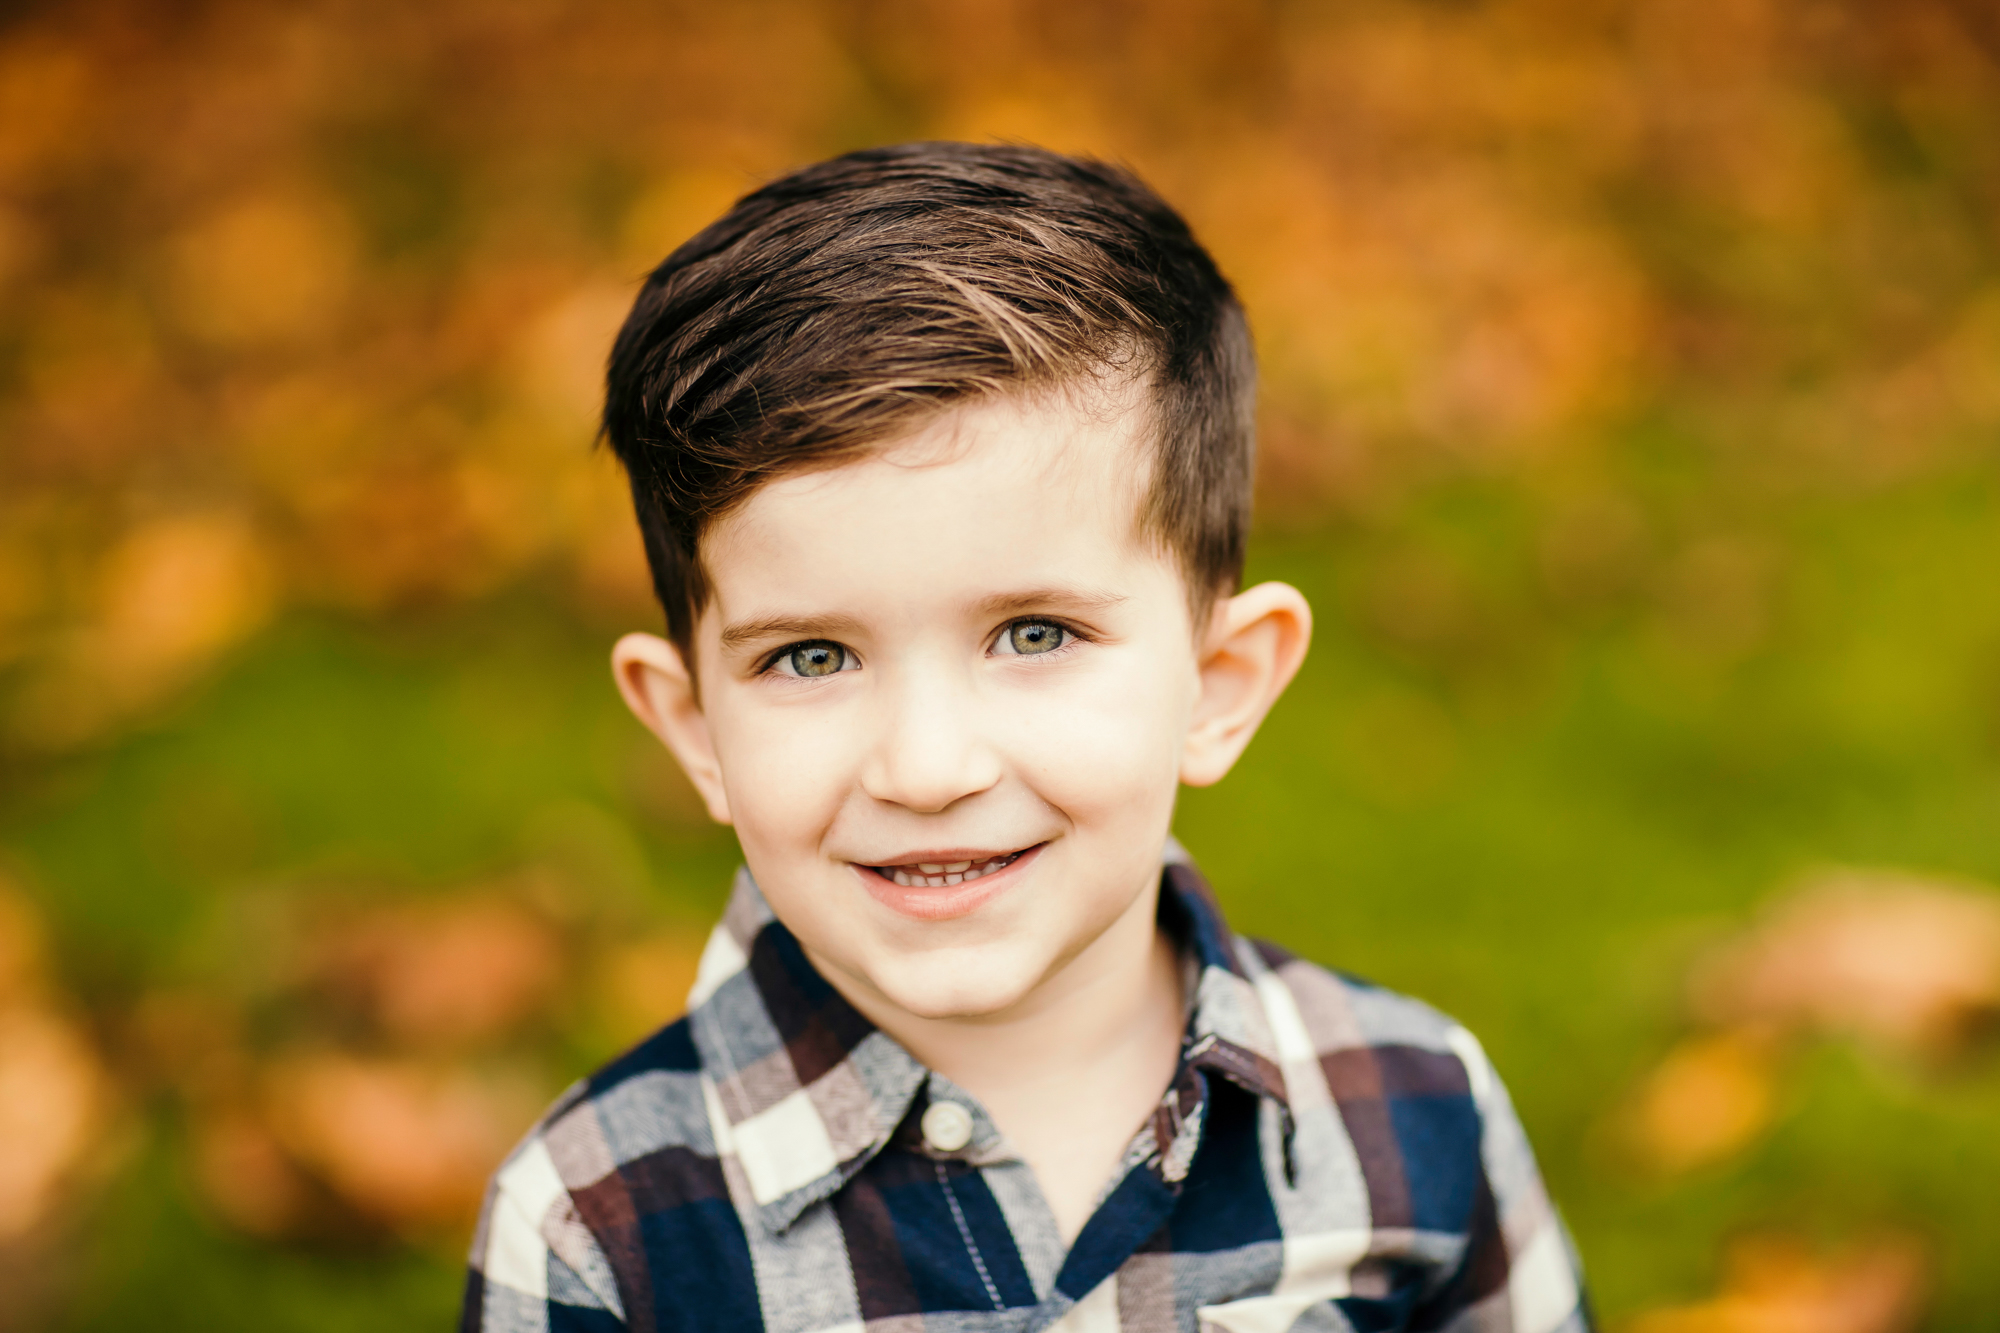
[756,618,1091,677]
[760,640,854,679]
[991,617,1087,658]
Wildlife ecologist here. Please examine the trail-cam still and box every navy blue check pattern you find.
[463,852,1590,1332]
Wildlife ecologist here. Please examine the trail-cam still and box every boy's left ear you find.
[1181,581,1313,787]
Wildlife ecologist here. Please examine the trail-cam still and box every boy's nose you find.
[858,674,1002,813]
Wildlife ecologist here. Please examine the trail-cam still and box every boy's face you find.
[617,382,1308,1023]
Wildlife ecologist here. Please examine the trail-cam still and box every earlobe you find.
[1180,582,1313,788]
[611,633,733,824]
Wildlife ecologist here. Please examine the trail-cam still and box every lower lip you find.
[855,843,1045,922]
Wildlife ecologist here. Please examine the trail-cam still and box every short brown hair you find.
[602,141,1255,656]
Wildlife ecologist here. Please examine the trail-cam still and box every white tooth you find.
[893,870,914,887]
[918,863,944,874]
[927,875,947,887]
[963,865,984,881]
[944,861,971,873]
[944,873,963,885]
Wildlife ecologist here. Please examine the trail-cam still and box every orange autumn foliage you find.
[1692,871,2000,1059]
[7,0,2000,738]
[1620,1031,1778,1177]
[1628,1232,1928,1333]
[311,896,566,1049]
[0,885,113,1242]
[260,1053,537,1232]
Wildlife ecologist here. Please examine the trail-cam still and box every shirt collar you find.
[684,846,1291,1236]
[1157,842,1291,1110]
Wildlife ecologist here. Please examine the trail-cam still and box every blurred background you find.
[3,0,1999,1327]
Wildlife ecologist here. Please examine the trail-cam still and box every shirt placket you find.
[1033,1053,1221,1326]
[901,1076,1065,1310]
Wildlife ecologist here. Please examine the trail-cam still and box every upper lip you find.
[856,844,1036,868]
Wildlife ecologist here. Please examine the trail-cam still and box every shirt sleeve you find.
[462,1141,628,1333]
[1412,1027,1593,1333]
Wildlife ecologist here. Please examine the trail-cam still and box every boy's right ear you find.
[611,633,733,825]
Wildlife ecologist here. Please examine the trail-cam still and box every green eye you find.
[788,642,846,676]
[1008,621,1066,655]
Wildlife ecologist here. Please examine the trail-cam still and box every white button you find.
[921,1100,974,1153]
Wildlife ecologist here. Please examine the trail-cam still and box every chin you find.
[867,953,1044,1021]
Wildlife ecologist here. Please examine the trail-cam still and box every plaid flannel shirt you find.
[464,851,1590,1333]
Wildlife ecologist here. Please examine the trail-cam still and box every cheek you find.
[1004,650,1194,821]
[710,701,856,853]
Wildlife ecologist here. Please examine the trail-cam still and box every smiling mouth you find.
[866,847,1036,889]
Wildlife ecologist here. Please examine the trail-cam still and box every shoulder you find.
[1240,944,1589,1328]
[470,1016,754,1325]
[1242,936,1498,1100]
[478,1019,730,1265]
[497,1015,720,1209]
[1234,942,1509,1246]
[1241,937,1575,1248]
[468,1016,744,1320]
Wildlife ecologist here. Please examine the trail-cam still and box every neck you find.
[809,877,1187,1242]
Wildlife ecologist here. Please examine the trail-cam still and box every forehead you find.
[701,383,1167,615]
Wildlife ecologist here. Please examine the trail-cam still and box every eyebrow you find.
[972,587,1130,619]
[718,613,866,653]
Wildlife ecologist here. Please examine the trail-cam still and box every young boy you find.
[464,142,1588,1333]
